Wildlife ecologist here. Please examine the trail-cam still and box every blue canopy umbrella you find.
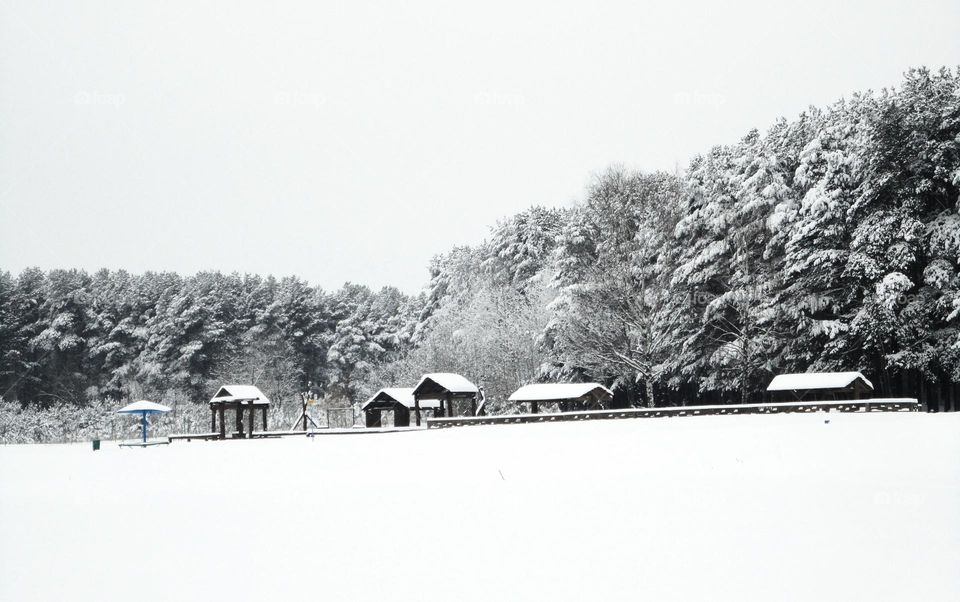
[116,400,172,443]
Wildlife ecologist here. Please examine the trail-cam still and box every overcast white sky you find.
[0,0,957,292]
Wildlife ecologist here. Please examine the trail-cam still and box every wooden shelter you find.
[209,385,271,439]
[766,372,874,402]
[361,388,441,428]
[411,373,480,426]
[508,383,613,414]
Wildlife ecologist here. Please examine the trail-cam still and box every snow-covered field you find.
[2,411,958,601]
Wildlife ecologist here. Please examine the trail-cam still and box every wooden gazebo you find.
[766,372,874,402]
[209,385,271,439]
[411,373,480,426]
[361,388,441,428]
[508,382,613,414]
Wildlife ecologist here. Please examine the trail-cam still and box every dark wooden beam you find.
[395,406,410,427]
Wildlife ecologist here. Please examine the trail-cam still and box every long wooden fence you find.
[426,398,919,429]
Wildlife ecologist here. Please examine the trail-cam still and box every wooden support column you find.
[218,405,226,439]
[248,403,254,436]
[470,396,477,417]
[920,376,926,412]
[414,395,421,426]
[236,405,244,437]
[262,407,268,431]
[445,392,452,418]
[211,406,216,432]
[531,400,539,414]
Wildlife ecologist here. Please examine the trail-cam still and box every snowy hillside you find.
[2,411,958,601]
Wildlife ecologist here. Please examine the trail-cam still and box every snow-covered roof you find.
[209,384,271,404]
[365,387,415,408]
[412,373,479,398]
[362,388,441,411]
[767,372,873,392]
[509,383,614,402]
[116,400,171,414]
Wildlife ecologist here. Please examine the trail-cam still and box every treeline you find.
[371,67,960,411]
[0,270,421,409]
[2,67,959,416]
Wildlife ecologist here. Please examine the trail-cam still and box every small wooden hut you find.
[209,385,271,439]
[361,388,441,428]
[411,373,480,426]
[508,383,613,414]
[766,372,874,402]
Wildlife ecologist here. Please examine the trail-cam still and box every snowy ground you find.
[2,411,958,601]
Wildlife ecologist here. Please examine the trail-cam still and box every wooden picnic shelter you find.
[209,385,271,439]
[361,387,442,428]
[411,373,480,426]
[766,371,874,402]
[508,382,613,414]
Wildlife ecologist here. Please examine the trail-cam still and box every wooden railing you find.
[426,398,919,429]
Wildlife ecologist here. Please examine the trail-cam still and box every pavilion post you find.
[211,406,216,433]
[445,392,452,418]
[218,405,226,439]
[414,395,421,427]
[248,403,254,436]
[531,400,539,414]
[262,407,267,431]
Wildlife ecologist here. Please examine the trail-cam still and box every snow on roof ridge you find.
[209,384,271,403]
[413,372,479,395]
[508,382,613,402]
[362,387,416,410]
[116,400,171,413]
[766,371,873,392]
